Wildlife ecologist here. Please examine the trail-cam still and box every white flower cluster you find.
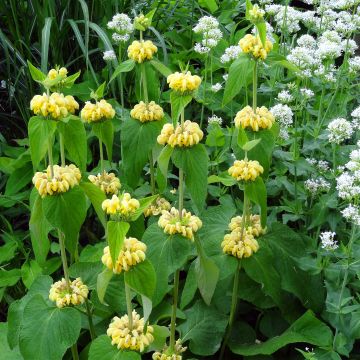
[270,104,293,140]
[193,16,222,54]
[351,106,360,129]
[342,204,360,225]
[300,88,315,100]
[107,13,134,43]
[327,118,353,144]
[320,231,338,250]
[220,45,242,63]
[208,115,223,126]
[277,90,294,104]
[349,56,360,75]
[265,4,302,34]
[211,83,222,92]
[306,158,330,172]
[304,178,331,196]
[103,50,117,61]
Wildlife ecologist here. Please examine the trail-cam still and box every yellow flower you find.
[107,311,154,352]
[127,40,157,63]
[229,214,266,237]
[167,71,201,93]
[144,197,171,217]
[49,277,88,308]
[157,120,203,147]
[47,67,68,80]
[30,92,79,119]
[221,230,259,259]
[228,159,264,182]
[32,164,81,197]
[248,5,265,22]
[80,99,115,123]
[88,171,121,195]
[158,207,202,241]
[130,101,164,122]
[58,67,68,77]
[152,339,187,360]
[234,105,274,131]
[134,14,151,30]
[239,34,273,60]
[102,238,146,273]
[102,193,140,217]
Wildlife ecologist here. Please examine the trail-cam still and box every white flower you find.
[317,160,330,172]
[270,104,293,127]
[277,90,293,104]
[304,178,331,196]
[306,158,318,166]
[193,16,219,33]
[194,43,210,54]
[220,45,242,63]
[341,204,360,225]
[103,50,117,61]
[300,88,314,99]
[193,16,222,50]
[349,56,360,74]
[112,33,130,43]
[297,34,317,49]
[279,128,289,140]
[211,83,222,92]
[320,232,338,250]
[222,74,228,81]
[336,172,360,199]
[208,115,223,126]
[107,13,134,36]
[327,118,353,144]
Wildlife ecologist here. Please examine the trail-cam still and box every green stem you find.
[294,111,298,207]
[48,137,54,178]
[59,132,65,167]
[200,54,209,129]
[149,150,156,195]
[99,138,104,173]
[125,282,133,329]
[118,45,124,113]
[170,269,180,351]
[71,344,80,360]
[141,62,149,103]
[85,299,96,340]
[178,110,185,219]
[58,229,70,289]
[332,143,337,172]
[252,60,258,111]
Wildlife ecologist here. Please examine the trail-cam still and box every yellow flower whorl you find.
[152,339,187,360]
[107,311,154,352]
[49,277,88,308]
[221,230,259,259]
[102,193,140,217]
[229,214,266,237]
[47,67,68,80]
[30,92,79,119]
[88,171,121,195]
[158,207,202,241]
[167,71,201,93]
[239,34,273,60]
[157,121,203,147]
[228,159,264,182]
[101,238,146,273]
[127,40,157,63]
[130,101,164,122]
[144,197,171,217]
[234,105,274,131]
[80,99,115,123]
[248,5,265,22]
[32,164,81,197]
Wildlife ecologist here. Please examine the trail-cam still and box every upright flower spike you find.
[234,105,274,131]
[221,231,259,259]
[239,34,273,60]
[80,99,115,123]
[127,40,157,63]
[107,13,134,43]
[228,159,264,182]
[167,71,201,94]
[102,193,140,218]
[107,310,154,352]
[88,171,121,195]
[130,101,164,122]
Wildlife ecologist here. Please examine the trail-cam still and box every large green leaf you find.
[121,118,164,188]
[223,55,252,106]
[42,186,87,255]
[28,116,57,168]
[92,120,114,161]
[129,194,158,221]
[170,92,192,125]
[178,300,228,356]
[150,59,172,77]
[0,269,21,287]
[57,118,87,171]
[156,145,173,192]
[0,323,22,360]
[89,335,141,360]
[172,144,208,212]
[107,221,130,264]
[109,59,136,85]
[27,60,46,83]
[97,268,113,304]
[5,162,33,195]
[230,311,333,355]
[244,177,267,227]
[19,295,81,360]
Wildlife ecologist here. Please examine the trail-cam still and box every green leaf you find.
[108,221,130,265]
[207,174,237,187]
[69,261,103,290]
[21,260,42,289]
[230,310,333,355]
[244,177,267,227]
[256,21,267,46]
[89,335,141,360]
[223,55,252,106]
[148,325,170,352]
[19,295,81,360]
[121,118,164,188]
[28,116,57,168]
[237,127,248,148]
[27,60,46,82]
[180,262,197,309]
[172,144,208,211]
[42,186,87,255]
[97,268,113,304]
[0,323,22,360]
[0,269,21,287]
[245,0,253,19]
[130,194,158,221]
[242,138,262,152]
[266,53,300,72]
[5,162,33,195]
[41,18,52,73]
[91,81,106,100]
[198,0,218,12]
[79,181,107,229]
[178,300,228,356]
[63,71,81,89]
[150,59,172,77]
[124,259,156,299]
[0,241,17,265]
[57,118,87,171]
[109,60,135,84]
[157,145,173,192]
[170,92,192,125]
[92,119,114,162]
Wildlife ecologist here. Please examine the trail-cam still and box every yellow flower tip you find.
[239,34,272,60]
[157,120,203,148]
[229,214,266,237]
[49,277,88,308]
[158,207,202,241]
[130,101,164,122]
[102,193,140,217]
[249,5,265,22]
[134,14,151,30]
[228,159,264,182]
[152,339,187,360]
[30,92,79,119]
[88,171,121,195]
[80,99,115,123]
[144,197,171,217]
[167,71,201,93]
[234,105,274,131]
[32,164,81,197]
[107,310,154,352]
[127,40,157,63]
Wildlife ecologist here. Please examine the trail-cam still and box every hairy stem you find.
[59,132,65,167]
[71,344,80,360]
[141,62,149,103]
[99,138,104,173]
[170,269,180,351]
[252,60,258,111]
[48,137,54,178]
[118,44,124,113]
[58,229,70,289]
[85,299,96,340]
[125,282,133,329]
[200,54,209,129]
[178,109,185,219]
[149,150,156,195]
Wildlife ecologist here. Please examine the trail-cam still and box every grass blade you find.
[41,17,52,73]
